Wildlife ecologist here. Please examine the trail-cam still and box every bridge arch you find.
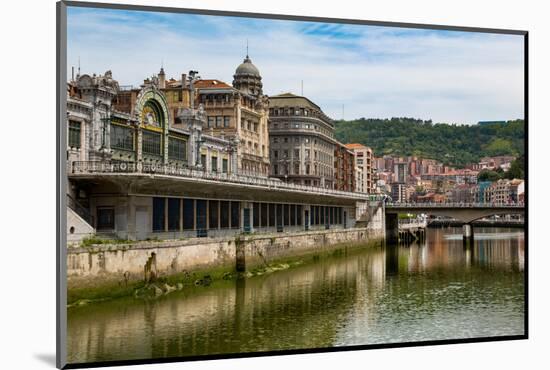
[384,204,524,244]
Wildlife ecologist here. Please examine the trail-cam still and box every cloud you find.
[67,7,524,124]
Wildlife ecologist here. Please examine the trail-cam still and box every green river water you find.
[67,227,525,364]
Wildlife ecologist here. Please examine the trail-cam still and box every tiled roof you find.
[194,79,232,89]
[344,143,367,149]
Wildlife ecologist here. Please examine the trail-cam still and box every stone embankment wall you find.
[67,227,384,286]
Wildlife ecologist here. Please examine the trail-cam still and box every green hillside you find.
[334,118,525,167]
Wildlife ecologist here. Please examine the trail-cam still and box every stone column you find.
[385,213,399,244]
[463,223,474,245]
[126,195,137,241]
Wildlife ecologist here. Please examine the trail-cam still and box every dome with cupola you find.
[233,54,263,97]
[235,55,260,77]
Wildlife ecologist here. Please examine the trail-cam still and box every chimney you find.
[181,73,187,89]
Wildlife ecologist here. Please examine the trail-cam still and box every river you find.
[67,227,525,364]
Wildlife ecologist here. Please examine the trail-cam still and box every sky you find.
[67,6,525,124]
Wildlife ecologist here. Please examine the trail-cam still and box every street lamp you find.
[188,70,200,111]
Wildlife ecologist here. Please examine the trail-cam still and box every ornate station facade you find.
[66,58,370,242]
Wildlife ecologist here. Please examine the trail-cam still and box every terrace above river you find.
[69,160,379,203]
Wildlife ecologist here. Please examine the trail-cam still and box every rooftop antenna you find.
[246,39,249,58]
[77,56,81,77]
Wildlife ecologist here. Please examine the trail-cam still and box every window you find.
[216,116,223,128]
[261,203,268,227]
[209,200,219,229]
[291,204,296,225]
[152,198,165,232]
[168,198,180,231]
[211,157,218,172]
[168,137,186,161]
[220,201,229,228]
[231,201,240,228]
[294,149,300,158]
[111,124,134,151]
[222,158,228,173]
[305,149,310,159]
[201,154,206,167]
[284,204,290,226]
[178,90,183,102]
[274,150,279,159]
[283,150,288,158]
[295,137,299,143]
[68,120,81,148]
[224,116,230,128]
[142,131,161,156]
[273,137,279,143]
[97,207,115,231]
[274,164,279,175]
[208,117,214,128]
[294,163,300,174]
[269,203,276,227]
[306,164,310,174]
[183,199,194,230]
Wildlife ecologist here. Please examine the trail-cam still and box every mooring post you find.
[235,237,246,272]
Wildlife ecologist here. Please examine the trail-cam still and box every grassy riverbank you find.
[67,238,383,307]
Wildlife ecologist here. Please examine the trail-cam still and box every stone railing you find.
[70,160,384,200]
[386,202,524,208]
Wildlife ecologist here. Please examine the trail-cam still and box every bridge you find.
[385,202,525,244]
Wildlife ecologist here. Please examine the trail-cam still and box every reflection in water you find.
[67,228,525,364]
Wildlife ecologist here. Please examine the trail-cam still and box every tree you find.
[334,119,524,168]
[505,156,525,179]
[478,169,502,182]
